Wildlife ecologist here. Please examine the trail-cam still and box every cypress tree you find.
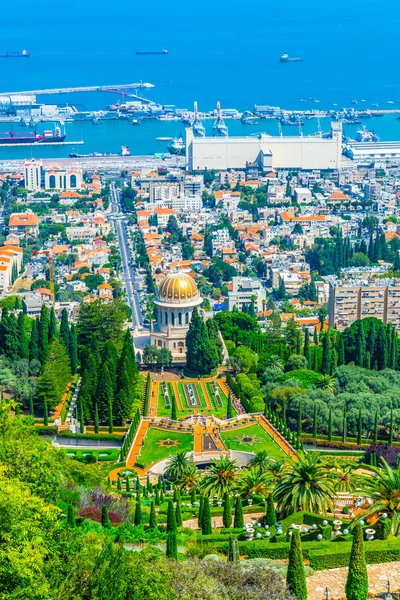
[303,328,310,366]
[166,531,178,559]
[345,524,368,600]
[60,308,70,348]
[167,500,177,533]
[364,351,371,370]
[201,497,212,535]
[134,488,143,526]
[357,409,363,446]
[79,398,85,434]
[94,403,99,434]
[375,327,388,370]
[186,307,218,375]
[313,403,317,439]
[49,307,57,342]
[227,537,239,562]
[96,364,113,422]
[198,496,204,529]
[373,408,379,444]
[328,408,333,442]
[266,493,276,527]
[297,400,302,437]
[149,500,157,529]
[146,475,152,492]
[191,489,196,505]
[355,321,365,368]
[17,312,29,359]
[117,477,121,492]
[286,529,307,600]
[342,404,347,444]
[29,318,39,362]
[227,391,234,419]
[67,504,76,528]
[321,333,330,375]
[69,324,78,375]
[43,397,48,426]
[337,333,345,366]
[222,493,232,529]
[171,396,177,421]
[29,388,34,417]
[389,405,394,446]
[101,505,111,528]
[160,490,165,504]
[108,399,113,434]
[38,304,49,363]
[155,489,160,506]
[313,327,318,346]
[233,496,244,529]
[125,476,130,493]
[175,499,182,527]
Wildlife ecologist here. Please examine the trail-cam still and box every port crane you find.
[192,101,205,137]
[213,101,228,137]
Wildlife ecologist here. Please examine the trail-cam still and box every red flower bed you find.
[79,507,122,525]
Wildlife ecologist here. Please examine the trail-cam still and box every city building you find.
[150,272,203,363]
[186,123,342,171]
[24,159,43,191]
[328,278,400,331]
[228,276,266,312]
[24,159,83,192]
[9,213,39,237]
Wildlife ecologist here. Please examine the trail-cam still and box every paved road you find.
[110,183,143,329]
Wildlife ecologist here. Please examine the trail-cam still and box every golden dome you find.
[157,272,201,305]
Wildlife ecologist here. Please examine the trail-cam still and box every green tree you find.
[134,488,143,526]
[29,318,39,362]
[357,409,362,446]
[67,504,76,528]
[186,307,218,375]
[303,328,310,366]
[171,396,177,421]
[227,391,234,419]
[227,537,239,562]
[38,304,49,363]
[222,493,232,528]
[321,333,330,375]
[233,496,244,529]
[166,531,178,559]
[60,308,70,349]
[167,500,177,533]
[200,456,238,498]
[149,500,157,529]
[201,497,212,535]
[96,364,113,422]
[286,529,307,600]
[175,499,182,527]
[345,524,368,600]
[266,493,276,527]
[69,324,78,375]
[327,408,333,441]
[17,312,29,359]
[49,307,57,342]
[101,505,111,528]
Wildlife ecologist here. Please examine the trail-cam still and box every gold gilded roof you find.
[158,272,200,304]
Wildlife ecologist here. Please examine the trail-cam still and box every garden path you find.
[256,415,297,459]
[307,560,400,599]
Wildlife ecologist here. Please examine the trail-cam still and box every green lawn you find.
[156,381,230,419]
[136,427,194,468]
[220,424,286,460]
[157,385,172,417]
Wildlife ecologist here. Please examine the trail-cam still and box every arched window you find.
[70,174,77,188]
[158,340,162,347]
[164,311,168,325]
[178,312,182,325]
[49,174,56,189]
[185,312,189,324]
[171,313,175,326]
[178,341,184,347]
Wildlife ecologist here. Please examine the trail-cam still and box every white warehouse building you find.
[186,122,342,171]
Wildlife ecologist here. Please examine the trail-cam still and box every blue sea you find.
[0,0,400,158]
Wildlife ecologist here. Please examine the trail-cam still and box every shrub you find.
[342,506,349,514]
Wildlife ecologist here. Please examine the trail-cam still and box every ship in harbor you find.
[0,49,30,58]
[192,101,205,137]
[280,52,303,63]
[167,136,185,155]
[136,50,168,55]
[355,125,379,143]
[69,145,130,159]
[213,101,228,137]
[0,125,65,144]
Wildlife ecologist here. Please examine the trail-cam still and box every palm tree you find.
[265,458,286,483]
[332,464,360,493]
[356,459,400,536]
[236,467,273,498]
[248,450,271,473]
[165,450,192,481]
[179,463,199,492]
[200,456,238,498]
[274,451,336,515]
[317,375,336,395]
[264,355,284,371]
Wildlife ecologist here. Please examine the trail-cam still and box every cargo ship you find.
[136,50,168,55]
[0,49,30,58]
[167,136,185,155]
[69,145,130,158]
[0,125,65,144]
[280,52,303,63]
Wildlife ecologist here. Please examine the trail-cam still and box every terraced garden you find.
[219,423,287,460]
[156,380,234,419]
[136,427,194,468]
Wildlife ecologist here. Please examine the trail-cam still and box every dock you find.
[0,82,154,97]
[0,140,84,147]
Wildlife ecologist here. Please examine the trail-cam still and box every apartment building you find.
[228,276,266,312]
[328,278,400,331]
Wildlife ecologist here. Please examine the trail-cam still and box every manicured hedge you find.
[57,431,123,442]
